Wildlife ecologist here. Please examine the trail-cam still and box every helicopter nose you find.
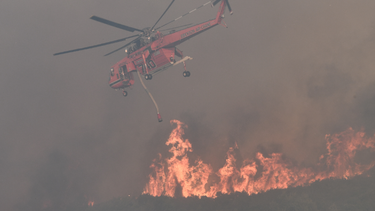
[109,76,114,88]
[108,78,118,89]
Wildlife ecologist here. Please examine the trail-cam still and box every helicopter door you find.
[119,65,129,80]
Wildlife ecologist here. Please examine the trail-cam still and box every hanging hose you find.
[137,70,163,122]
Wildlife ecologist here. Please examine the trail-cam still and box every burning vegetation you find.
[143,120,375,198]
[33,120,375,211]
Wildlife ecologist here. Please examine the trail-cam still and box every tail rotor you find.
[212,0,221,6]
[225,0,233,15]
[212,0,233,15]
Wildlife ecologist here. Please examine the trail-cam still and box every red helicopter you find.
[54,0,233,122]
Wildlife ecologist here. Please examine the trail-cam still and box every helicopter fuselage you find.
[108,0,227,90]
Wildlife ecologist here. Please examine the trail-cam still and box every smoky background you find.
[1,0,375,210]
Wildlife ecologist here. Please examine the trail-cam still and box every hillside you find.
[62,168,375,211]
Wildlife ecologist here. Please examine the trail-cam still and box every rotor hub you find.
[142,27,152,37]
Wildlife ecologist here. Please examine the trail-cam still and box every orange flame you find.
[143,120,375,198]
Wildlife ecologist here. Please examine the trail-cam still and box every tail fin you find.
[214,0,233,24]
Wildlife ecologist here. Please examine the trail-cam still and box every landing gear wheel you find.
[122,91,128,97]
[144,74,152,80]
[183,71,191,77]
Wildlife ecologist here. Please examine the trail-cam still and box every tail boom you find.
[160,0,232,48]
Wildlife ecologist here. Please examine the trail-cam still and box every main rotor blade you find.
[212,0,221,6]
[155,1,212,31]
[104,36,141,56]
[53,35,140,56]
[150,0,175,31]
[90,16,143,33]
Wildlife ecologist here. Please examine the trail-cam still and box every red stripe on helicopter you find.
[181,22,211,39]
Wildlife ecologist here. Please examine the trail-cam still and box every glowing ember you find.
[88,201,94,207]
[143,120,375,198]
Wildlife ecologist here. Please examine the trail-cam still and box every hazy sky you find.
[1,0,375,210]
